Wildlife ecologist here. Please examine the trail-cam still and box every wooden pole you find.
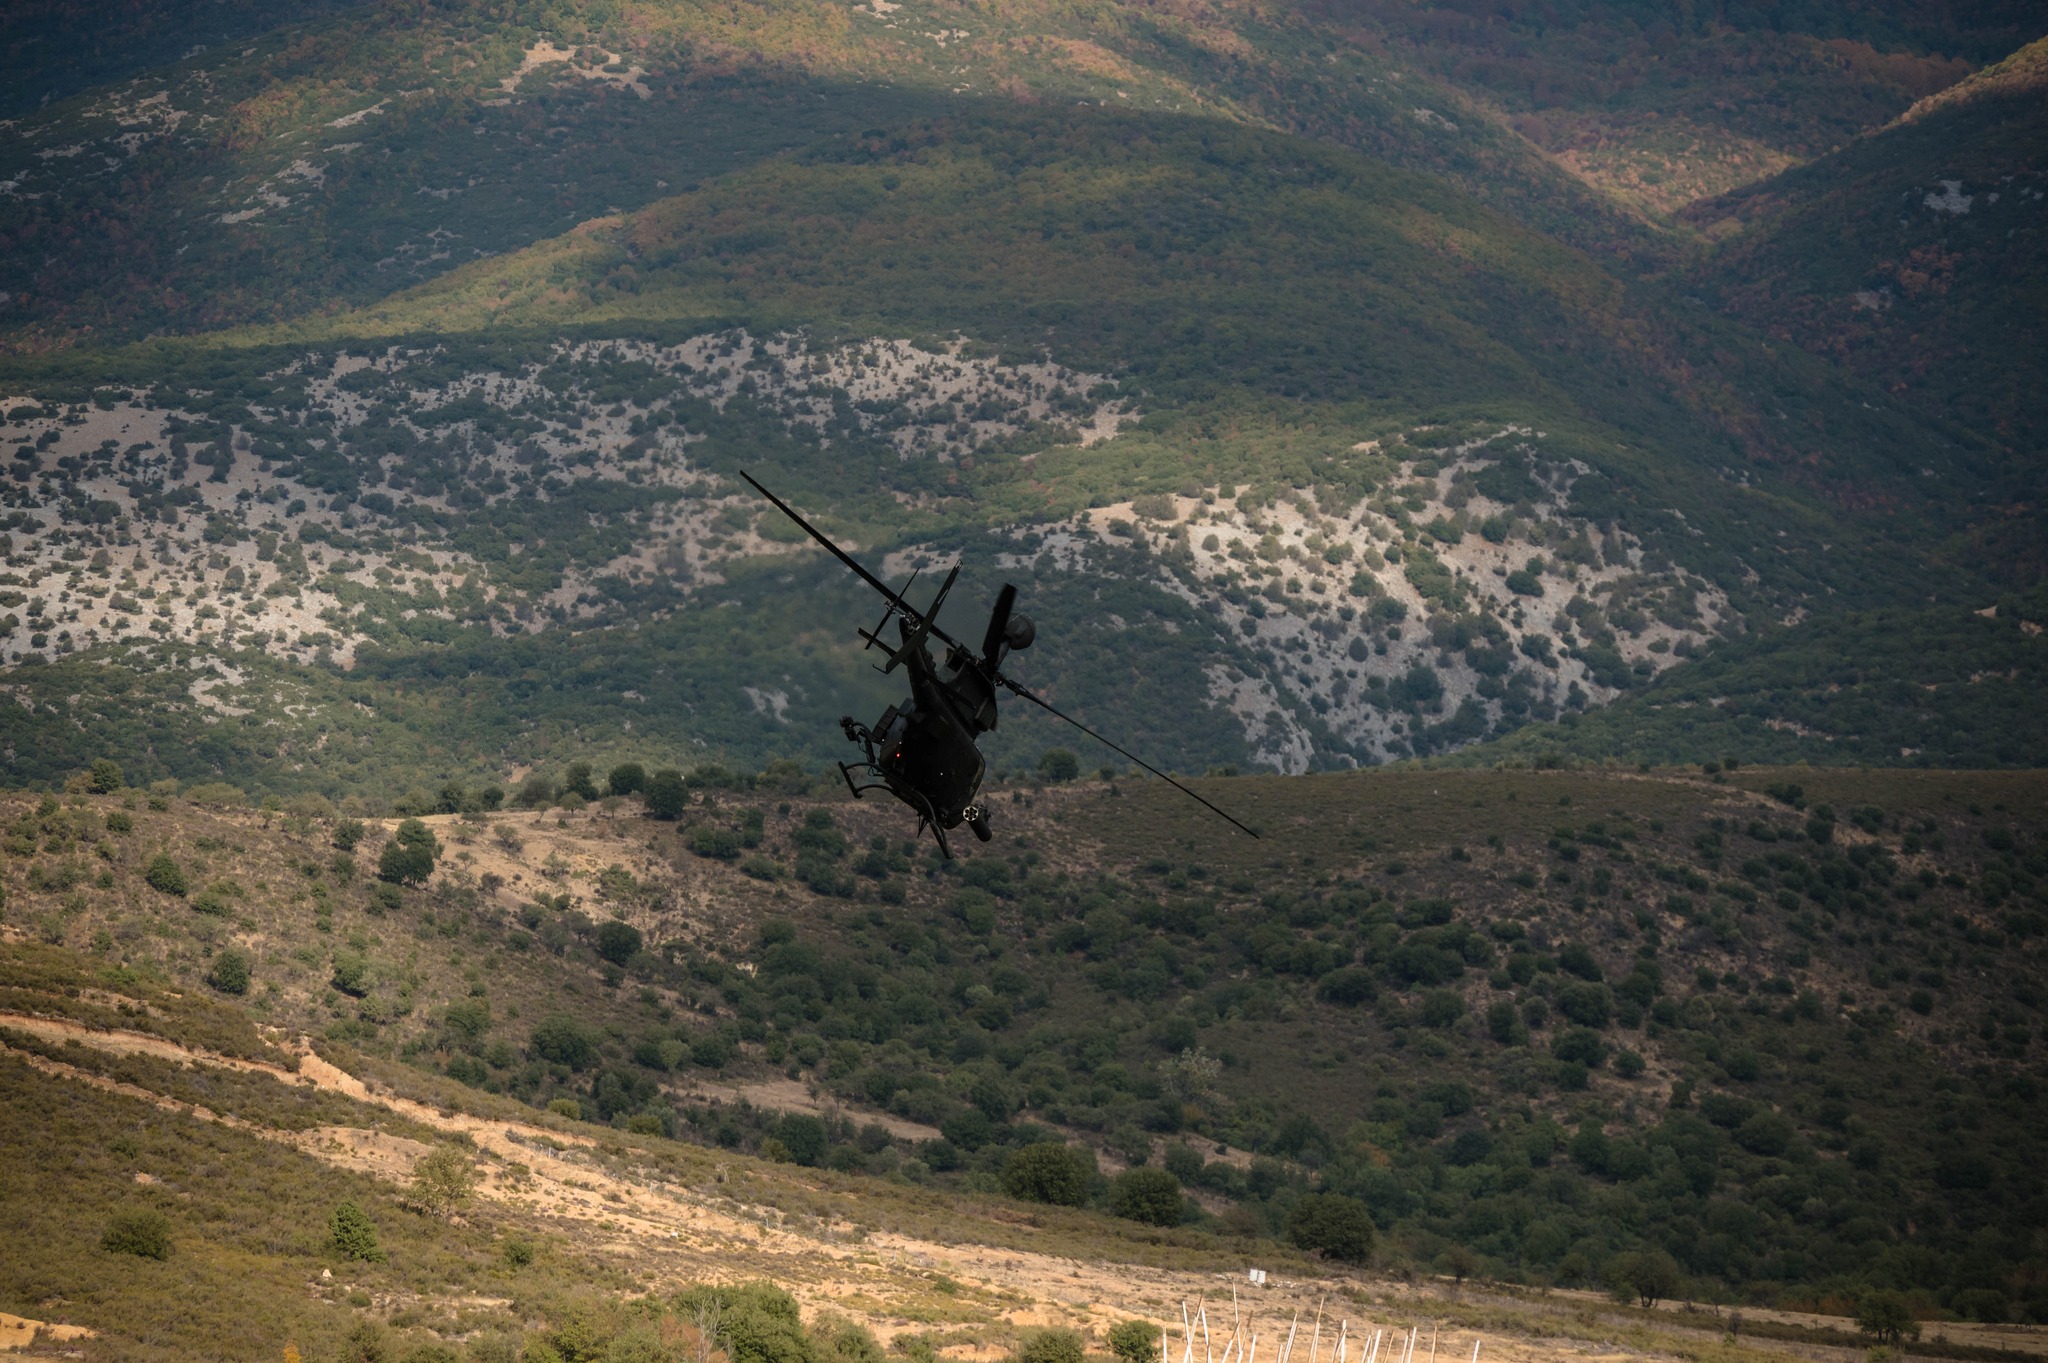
[1306,1299,1325,1363]
[1279,1309,1300,1363]
[1427,1323,1437,1363]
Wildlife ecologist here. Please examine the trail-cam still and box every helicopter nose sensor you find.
[1005,613,1036,651]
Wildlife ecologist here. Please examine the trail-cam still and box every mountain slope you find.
[0,109,2018,784]
[1690,34,2048,560]
[0,0,1660,352]
[1287,0,2042,219]
[3,765,2045,1317]
[1446,586,2048,770]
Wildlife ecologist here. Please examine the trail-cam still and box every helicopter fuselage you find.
[739,467,1253,859]
[843,639,999,852]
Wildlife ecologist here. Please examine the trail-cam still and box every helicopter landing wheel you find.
[964,804,992,842]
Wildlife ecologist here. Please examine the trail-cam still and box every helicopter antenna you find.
[992,672,1260,840]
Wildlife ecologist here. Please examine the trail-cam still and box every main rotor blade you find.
[926,562,962,624]
[981,583,1017,671]
[993,674,1260,840]
[739,470,970,653]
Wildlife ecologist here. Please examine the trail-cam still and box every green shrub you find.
[531,1016,598,1069]
[1288,1191,1375,1262]
[1109,1167,1183,1226]
[1108,1322,1162,1363]
[1607,1248,1684,1308]
[1000,1142,1094,1206]
[561,761,599,800]
[101,1207,171,1259]
[644,769,688,819]
[690,824,742,860]
[142,853,188,897]
[330,950,370,996]
[377,817,439,885]
[329,1200,386,1262]
[342,1319,390,1363]
[87,758,125,793]
[1421,990,1466,1027]
[1037,749,1080,783]
[408,1145,477,1218]
[547,1097,583,1121]
[104,810,133,834]
[596,919,642,966]
[1015,1329,1085,1363]
[815,1315,886,1363]
[333,818,365,851]
[443,998,491,1040]
[1318,967,1377,1006]
[779,1114,828,1167]
[206,948,252,995]
[397,1341,457,1363]
[671,1282,813,1363]
[1856,1290,1918,1344]
[608,762,647,796]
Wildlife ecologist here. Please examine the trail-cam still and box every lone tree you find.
[1857,1291,1918,1345]
[377,818,439,885]
[408,1145,478,1219]
[143,853,188,897]
[206,948,252,996]
[1608,1248,1684,1309]
[1110,1168,1184,1226]
[608,762,647,797]
[596,919,643,966]
[1437,1244,1482,1285]
[329,1200,386,1262]
[1001,1142,1094,1207]
[1037,748,1080,783]
[330,950,370,996]
[1288,1192,1376,1263]
[561,761,599,801]
[87,758,125,793]
[644,768,689,820]
[529,1015,598,1070]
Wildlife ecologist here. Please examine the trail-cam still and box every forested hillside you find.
[0,0,2041,782]
[4,764,2045,1321]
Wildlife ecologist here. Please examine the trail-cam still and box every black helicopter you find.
[740,472,1257,858]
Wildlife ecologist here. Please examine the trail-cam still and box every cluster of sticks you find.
[1166,1294,1480,1363]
